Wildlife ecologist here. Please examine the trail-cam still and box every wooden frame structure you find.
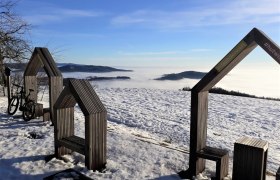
[24,47,63,120]
[54,78,107,171]
[180,28,280,178]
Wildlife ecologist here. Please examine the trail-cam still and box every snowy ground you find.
[0,86,279,179]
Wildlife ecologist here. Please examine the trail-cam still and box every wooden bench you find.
[277,167,280,180]
[232,137,268,180]
[57,135,85,155]
[196,146,229,180]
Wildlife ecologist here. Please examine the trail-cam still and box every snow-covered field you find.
[0,86,279,179]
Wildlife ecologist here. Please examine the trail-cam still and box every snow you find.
[0,86,279,179]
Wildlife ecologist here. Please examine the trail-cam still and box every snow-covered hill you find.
[0,87,279,179]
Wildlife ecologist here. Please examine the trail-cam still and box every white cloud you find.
[111,0,280,29]
[117,49,213,56]
[117,50,186,56]
[25,7,104,24]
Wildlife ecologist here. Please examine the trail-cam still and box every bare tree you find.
[0,0,31,86]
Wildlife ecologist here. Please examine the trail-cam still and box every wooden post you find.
[49,76,63,121]
[6,74,11,104]
[188,91,208,175]
[232,137,268,180]
[24,76,37,102]
[34,103,43,117]
[277,167,280,180]
[5,67,11,104]
[54,107,74,157]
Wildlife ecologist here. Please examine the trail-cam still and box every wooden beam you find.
[253,28,280,64]
[193,36,257,92]
[188,90,208,176]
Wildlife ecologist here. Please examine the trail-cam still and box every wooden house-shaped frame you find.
[24,47,63,120]
[181,28,280,178]
[54,78,107,171]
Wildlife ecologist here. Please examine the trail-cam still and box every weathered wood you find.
[254,28,280,64]
[7,75,11,104]
[54,107,74,157]
[277,167,280,180]
[24,47,63,121]
[196,146,229,180]
[185,28,280,178]
[43,108,50,122]
[24,76,37,102]
[232,137,268,180]
[34,103,43,117]
[188,91,208,175]
[58,136,85,155]
[54,79,107,171]
[49,76,63,120]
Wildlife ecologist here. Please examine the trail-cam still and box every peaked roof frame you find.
[24,47,62,77]
[24,47,63,121]
[54,78,106,116]
[183,28,280,178]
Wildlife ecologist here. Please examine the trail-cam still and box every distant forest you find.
[182,87,280,101]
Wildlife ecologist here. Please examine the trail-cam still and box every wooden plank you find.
[49,76,63,120]
[188,91,208,175]
[196,146,229,161]
[69,79,106,115]
[58,136,85,155]
[24,76,37,102]
[43,108,50,122]
[54,107,74,157]
[193,40,257,92]
[34,103,43,117]
[40,48,62,76]
[24,49,43,76]
[254,28,280,64]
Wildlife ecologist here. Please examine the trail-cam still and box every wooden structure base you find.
[196,146,229,180]
[232,137,268,180]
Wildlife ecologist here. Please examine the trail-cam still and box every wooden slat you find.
[58,136,85,155]
[196,146,228,161]
[193,40,257,92]
[43,108,50,122]
[40,48,62,76]
[69,79,107,115]
[34,103,43,117]
[254,28,280,64]
[188,91,208,175]
[53,86,76,108]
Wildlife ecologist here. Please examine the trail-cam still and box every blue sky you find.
[17,0,280,68]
